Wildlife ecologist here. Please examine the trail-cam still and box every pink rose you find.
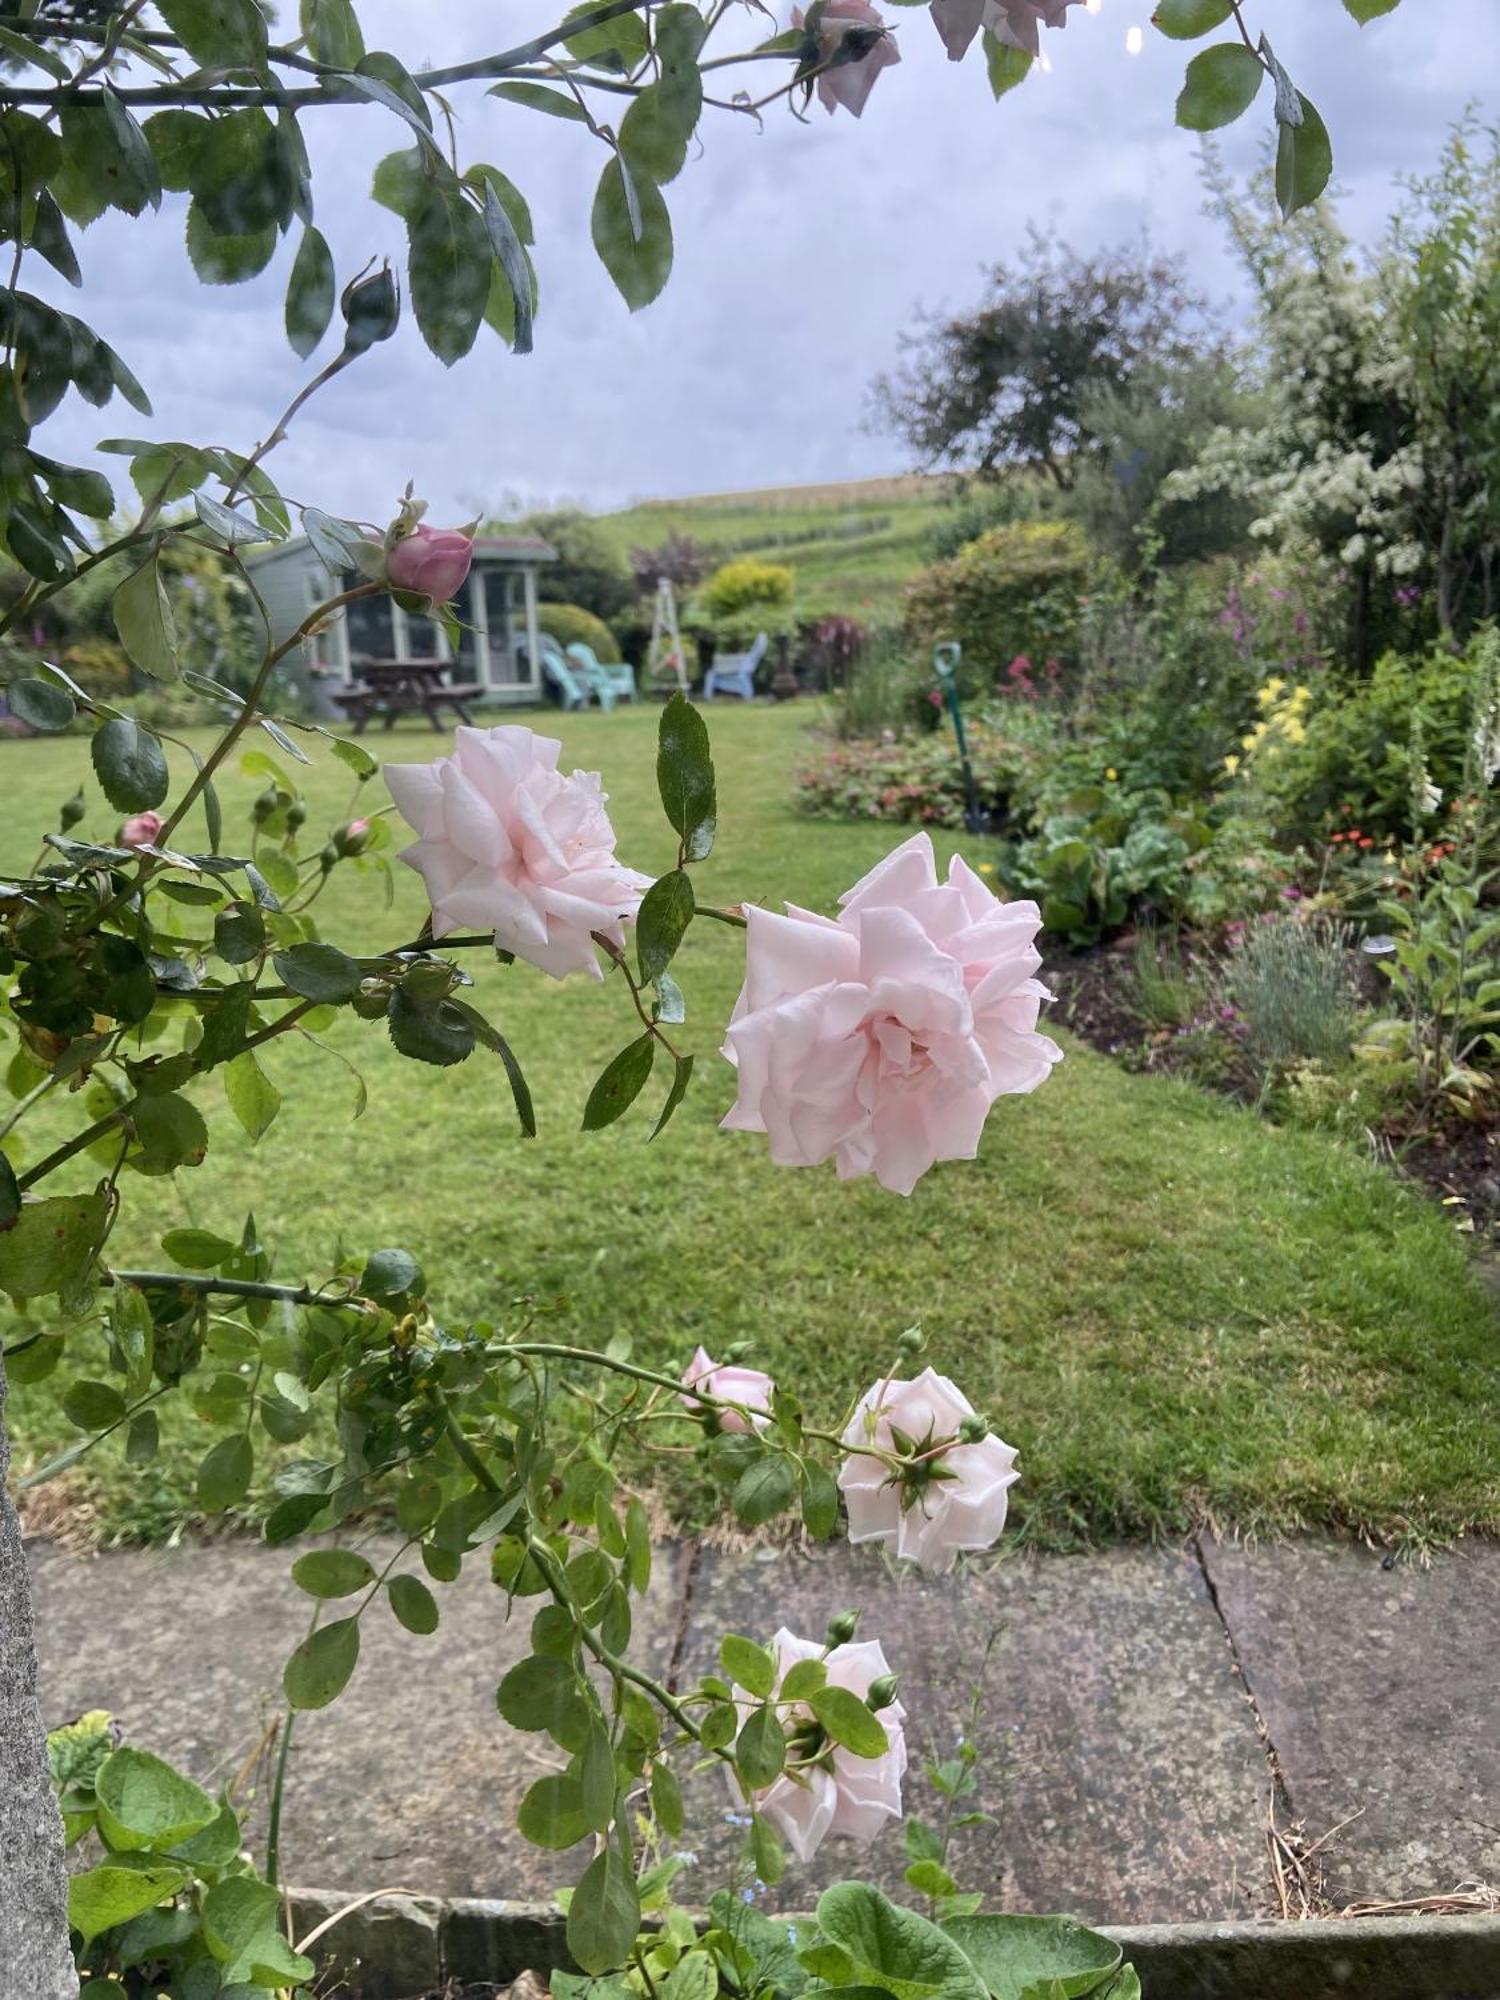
[839,1367,1018,1574]
[118,812,163,850]
[386,524,475,603]
[929,0,1081,62]
[385,725,649,980]
[731,1629,907,1862]
[721,831,1061,1195]
[793,0,900,118]
[681,1346,775,1434]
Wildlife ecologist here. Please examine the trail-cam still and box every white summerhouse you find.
[246,530,557,717]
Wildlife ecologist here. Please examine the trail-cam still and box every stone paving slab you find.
[1199,1536,1500,1907]
[29,1537,691,1900]
[674,1542,1270,1924]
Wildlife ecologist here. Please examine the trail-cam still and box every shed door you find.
[483,568,532,688]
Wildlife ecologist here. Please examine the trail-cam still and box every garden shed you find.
[246,530,557,717]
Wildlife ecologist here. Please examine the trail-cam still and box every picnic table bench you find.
[332,658,484,734]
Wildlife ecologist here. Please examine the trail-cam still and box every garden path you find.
[27,1534,1500,1924]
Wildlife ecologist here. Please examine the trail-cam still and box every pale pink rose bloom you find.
[929,0,1082,62]
[385,726,649,980]
[839,1367,1018,1574]
[721,830,1061,1195]
[793,0,900,118]
[386,524,475,603]
[731,1629,907,1862]
[680,1346,775,1434]
[118,811,163,849]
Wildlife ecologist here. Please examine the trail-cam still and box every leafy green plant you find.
[1222,912,1357,1077]
[999,786,1211,945]
[1130,925,1206,1031]
[902,522,1093,691]
[540,602,622,663]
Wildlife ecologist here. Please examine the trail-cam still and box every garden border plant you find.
[0,2,1414,1993]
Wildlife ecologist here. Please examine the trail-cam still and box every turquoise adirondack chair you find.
[538,634,598,711]
[566,641,637,704]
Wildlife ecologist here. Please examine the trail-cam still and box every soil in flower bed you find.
[1046,932,1500,1251]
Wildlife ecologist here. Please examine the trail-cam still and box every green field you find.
[596,474,956,623]
[5,702,1500,1552]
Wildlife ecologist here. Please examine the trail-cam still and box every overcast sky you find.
[33,0,1500,524]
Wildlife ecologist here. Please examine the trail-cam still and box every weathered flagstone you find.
[1199,1536,1500,1906]
[674,1541,1270,1923]
[29,1535,690,1901]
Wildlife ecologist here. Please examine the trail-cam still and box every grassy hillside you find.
[596,473,956,623]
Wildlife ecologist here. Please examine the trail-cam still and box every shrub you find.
[1256,638,1485,843]
[902,521,1093,690]
[1222,912,1357,1075]
[524,508,635,620]
[538,602,621,661]
[627,531,712,593]
[796,721,1046,832]
[55,637,132,701]
[698,557,795,619]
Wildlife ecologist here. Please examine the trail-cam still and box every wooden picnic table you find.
[332,658,484,734]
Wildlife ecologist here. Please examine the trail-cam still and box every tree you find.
[873,234,1222,492]
[522,507,635,621]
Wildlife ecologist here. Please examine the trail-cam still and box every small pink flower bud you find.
[119,811,163,849]
[335,817,371,857]
[386,524,475,604]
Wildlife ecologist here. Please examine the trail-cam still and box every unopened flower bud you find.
[824,1610,859,1647]
[341,262,400,356]
[958,1413,989,1445]
[285,799,307,832]
[866,1673,899,1711]
[723,1340,754,1364]
[351,978,390,1021]
[118,811,162,850]
[402,959,454,1003]
[335,817,371,857]
[897,1327,925,1357]
[251,785,279,826]
[59,789,85,832]
[319,840,340,873]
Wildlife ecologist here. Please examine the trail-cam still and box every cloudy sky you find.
[33,0,1500,524]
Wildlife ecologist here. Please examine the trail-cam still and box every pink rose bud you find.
[721,831,1061,1195]
[793,0,900,118]
[680,1345,775,1433]
[119,812,163,850]
[386,524,475,603]
[335,817,372,857]
[727,1629,908,1861]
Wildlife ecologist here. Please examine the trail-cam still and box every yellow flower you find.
[1257,677,1286,709]
[1223,754,1241,775]
[1104,767,1117,781]
[977,861,995,876]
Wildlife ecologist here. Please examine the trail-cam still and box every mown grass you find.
[596,475,955,622]
[4,702,1499,1551]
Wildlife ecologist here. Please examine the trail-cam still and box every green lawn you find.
[5,702,1500,1551]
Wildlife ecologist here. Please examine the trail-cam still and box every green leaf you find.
[359,1245,424,1299]
[938,1915,1123,2000]
[1341,0,1400,17]
[497,1654,590,1738]
[301,0,366,64]
[113,552,179,682]
[407,182,492,367]
[387,989,475,1066]
[591,157,673,312]
[1150,0,1232,37]
[811,1685,888,1760]
[815,1885,989,2000]
[195,491,265,546]
[721,1633,777,1699]
[285,224,336,357]
[213,907,266,968]
[110,1279,154,1398]
[583,1033,656,1131]
[564,0,650,68]
[293,1547,376,1598]
[1275,92,1332,216]
[800,1458,840,1539]
[62,1379,126,1431]
[625,1495,652,1593]
[519,1772,591,1849]
[185,202,278,286]
[650,1759,683,1838]
[0,1190,108,1302]
[733,1453,796,1527]
[1174,43,1263,130]
[197,1433,253,1512]
[202,1875,316,1986]
[490,80,591,122]
[780,1658,828,1703]
[6,677,75,732]
[126,1411,160,1463]
[284,1616,360,1709]
[95,1746,217,1853]
[273,940,362,1004]
[69,1861,190,1947]
[983,35,1031,99]
[0,1155,18,1230]
[224,1050,280,1140]
[647,1051,692,1141]
[91,716,169,812]
[157,0,269,68]
[736,1705,786,1790]
[637,869,695,984]
[619,82,700,189]
[568,1845,642,1977]
[388,1572,440,1634]
[581,1720,617,1832]
[129,1091,208,1177]
[657,692,716,857]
